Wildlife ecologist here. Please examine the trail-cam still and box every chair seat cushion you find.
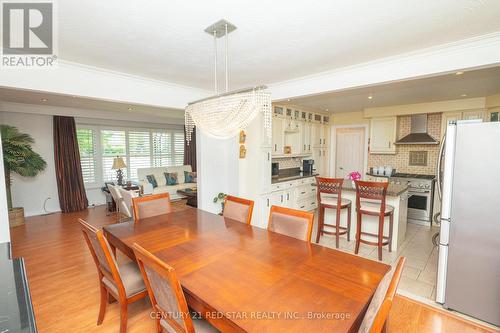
[360,202,394,213]
[160,316,219,333]
[102,261,146,297]
[320,197,351,207]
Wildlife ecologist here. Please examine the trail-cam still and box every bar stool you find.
[354,180,394,261]
[315,177,352,248]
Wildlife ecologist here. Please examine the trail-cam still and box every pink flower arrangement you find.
[347,171,361,181]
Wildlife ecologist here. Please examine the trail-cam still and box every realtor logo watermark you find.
[2,1,57,67]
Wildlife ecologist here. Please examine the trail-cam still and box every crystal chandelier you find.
[185,19,271,144]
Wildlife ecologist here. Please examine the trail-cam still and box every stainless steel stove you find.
[390,173,436,225]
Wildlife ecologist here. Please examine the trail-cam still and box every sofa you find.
[137,165,196,200]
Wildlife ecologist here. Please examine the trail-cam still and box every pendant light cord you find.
[225,23,229,92]
[213,30,218,94]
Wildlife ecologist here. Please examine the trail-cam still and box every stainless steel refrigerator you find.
[436,120,500,326]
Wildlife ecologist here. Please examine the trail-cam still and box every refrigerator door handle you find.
[436,134,446,200]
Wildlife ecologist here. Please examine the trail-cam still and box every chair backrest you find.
[132,193,172,222]
[107,184,122,202]
[78,219,125,297]
[267,205,314,242]
[358,257,406,333]
[223,195,254,224]
[354,180,389,214]
[118,188,136,218]
[133,243,195,333]
[316,177,344,205]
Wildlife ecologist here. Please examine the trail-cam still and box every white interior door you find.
[335,127,365,178]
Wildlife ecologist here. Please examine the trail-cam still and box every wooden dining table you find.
[103,207,390,333]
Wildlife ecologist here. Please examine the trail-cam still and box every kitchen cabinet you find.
[302,122,312,153]
[311,122,322,148]
[272,116,285,154]
[321,124,330,147]
[441,110,486,135]
[312,148,330,177]
[369,116,397,154]
[462,110,485,120]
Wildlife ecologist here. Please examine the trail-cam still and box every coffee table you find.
[177,188,197,207]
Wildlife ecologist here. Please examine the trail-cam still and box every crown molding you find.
[268,31,500,101]
[0,59,211,109]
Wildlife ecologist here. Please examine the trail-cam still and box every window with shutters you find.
[76,128,97,185]
[152,131,172,166]
[101,130,127,182]
[76,125,185,187]
[173,132,185,166]
[128,131,151,180]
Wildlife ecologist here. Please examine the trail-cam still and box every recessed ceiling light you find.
[41,98,48,102]
[455,71,464,75]
[128,107,133,111]
[368,95,373,100]
[325,108,329,111]
[461,94,467,97]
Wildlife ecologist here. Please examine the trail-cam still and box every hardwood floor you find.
[9,204,498,333]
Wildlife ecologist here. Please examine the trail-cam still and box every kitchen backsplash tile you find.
[272,157,303,170]
[368,113,442,175]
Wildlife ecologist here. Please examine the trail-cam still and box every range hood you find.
[395,114,438,145]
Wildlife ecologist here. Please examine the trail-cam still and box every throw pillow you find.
[165,172,178,185]
[184,171,197,183]
[146,174,158,188]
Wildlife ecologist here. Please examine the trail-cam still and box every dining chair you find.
[267,205,314,242]
[107,184,125,222]
[79,219,147,333]
[315,177,352,248]
[132,193,172,222]
[118,188,137,221]
[223,195,254,224]
[132,243,219,333]
[358,257,406,333]
[354,180,394,261]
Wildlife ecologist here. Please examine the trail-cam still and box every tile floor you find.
[315,221,440,300]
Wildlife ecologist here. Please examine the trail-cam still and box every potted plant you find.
[212,192,227,215]
[1,125,46,227]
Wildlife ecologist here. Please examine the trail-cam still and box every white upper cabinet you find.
[441,110,486,136]
[272,107,285,155]
[311,121,322,148]
[370,116,397,154]
[302,121,312,153]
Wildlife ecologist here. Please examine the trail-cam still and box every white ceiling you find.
[0,88,184,119]
[58,0,500,91]
[286,66,500,113]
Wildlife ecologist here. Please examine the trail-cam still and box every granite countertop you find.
[342,180,408,196]
[312,180,408,197]
[271,173,319,184]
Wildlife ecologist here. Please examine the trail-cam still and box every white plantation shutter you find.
[76,128,96,184]
[173,132,185,166]
[152,131,172,166]
[128,131,151,180]
[76,125,185,187]
[101,130,127,182]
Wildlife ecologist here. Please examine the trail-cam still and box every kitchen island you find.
[320,181,408,251]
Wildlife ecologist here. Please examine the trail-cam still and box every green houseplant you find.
[1,125,46,226]
[213,192,227,214]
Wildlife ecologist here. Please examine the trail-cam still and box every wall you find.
[0,134,10,243]
[0,112,61,216]
[196,128,239,214]
[332,111,368,126]
[0,104,185,215]
[368,113,442,175]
